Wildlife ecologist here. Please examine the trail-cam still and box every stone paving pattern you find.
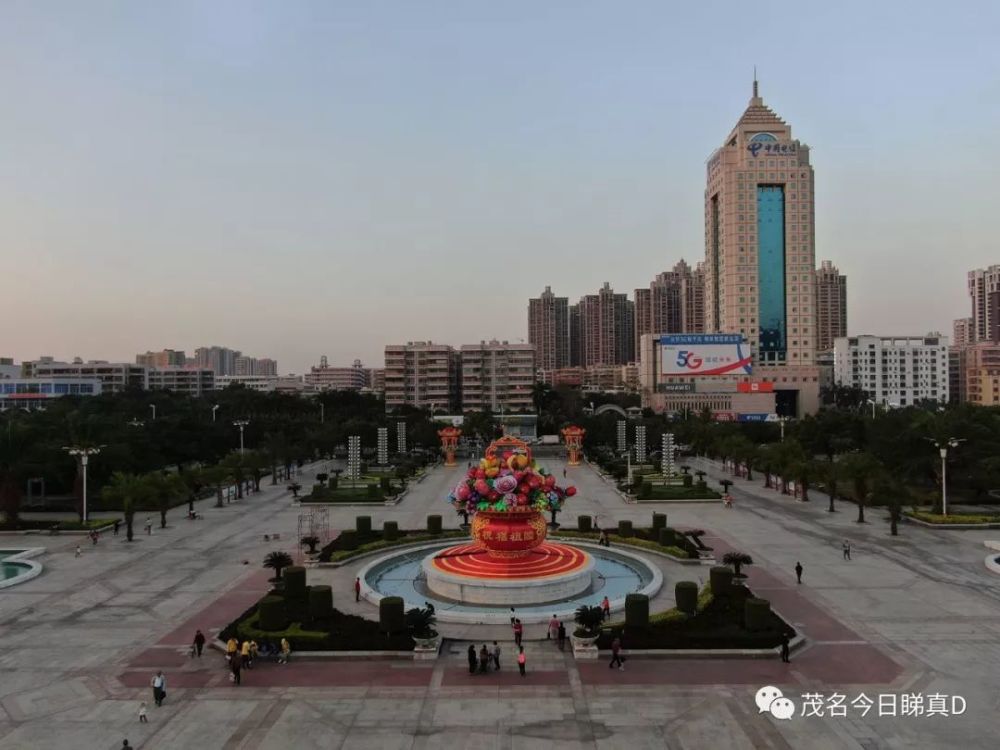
[0,454,998,748]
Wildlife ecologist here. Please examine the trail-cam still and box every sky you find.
[2,1,999,373]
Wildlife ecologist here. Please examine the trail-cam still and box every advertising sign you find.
[737,413,773,423]
[737,381,774,393]
[659,382,696,393]
[659,334,752,377]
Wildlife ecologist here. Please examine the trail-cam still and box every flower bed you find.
[553,529,694,560]
[318,529,467,563]
[906,511,1000,525]
[230,608,415,651]
[9,518,120,532]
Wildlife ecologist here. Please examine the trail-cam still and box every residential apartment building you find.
[633,260,705,359]
[193,346,241,376]
[147,367,215,396]
[24,358,148,392]
[383,342,460,411]
[136,349,187,368]
[573,282,635,367]
[833,334,949,406]
[704,80,817,366]
[528,287,570,370]
[305,357,371,391]
[459,340,535,412]
[216,375,279,392]
[369,368,385,395]
[0,377,102,411]
[968,266,1000,343]
[680,260,706,334]
[952,317,973,348]
[958,343,1000,406]
[815,260,847,352]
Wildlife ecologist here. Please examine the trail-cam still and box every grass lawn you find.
[907,510,1000,525]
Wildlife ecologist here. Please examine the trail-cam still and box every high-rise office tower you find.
[576,282,635,366]
[528,287,570,370]
[967,266,1000,343]
[704,80,816,365]
[815,260,848,352]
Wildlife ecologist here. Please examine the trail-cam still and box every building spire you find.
[753,66,758,98]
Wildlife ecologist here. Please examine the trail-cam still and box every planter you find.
[413,631,440,650]
[571,632,600,659]
[470,510,547,558]
[571,631,599,648]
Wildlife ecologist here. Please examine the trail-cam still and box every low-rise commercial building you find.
[147,367,215,396]
[0,378,102,411]
[305,357,371,391]
[24,358,148,393]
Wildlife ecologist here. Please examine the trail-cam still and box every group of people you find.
[221,634,290,685]
[546,615,568,650]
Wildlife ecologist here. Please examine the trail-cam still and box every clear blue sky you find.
[2,1,999,372]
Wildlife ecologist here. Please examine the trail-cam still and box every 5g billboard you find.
[659,334,752,377]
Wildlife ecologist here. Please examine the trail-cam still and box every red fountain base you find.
[422,541,594,606]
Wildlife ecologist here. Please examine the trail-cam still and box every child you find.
[75,545,82,557]
[138,702,148,723]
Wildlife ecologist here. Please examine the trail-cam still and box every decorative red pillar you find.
[561,425,586,466]
[438,426,462,467]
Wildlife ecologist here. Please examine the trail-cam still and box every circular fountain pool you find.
[360,540,663,625]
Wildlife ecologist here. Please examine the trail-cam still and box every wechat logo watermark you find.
[755,686,796,721]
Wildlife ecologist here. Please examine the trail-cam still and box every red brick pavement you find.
[442,668,569,687]
[577,659,802,686]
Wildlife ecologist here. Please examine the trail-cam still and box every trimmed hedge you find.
[675,581,698,615]
[379,596,405,634]
[383,521,399,541]
[427,514,442,534]
[356,516,372,533]
[618,520,633,538]
[625,593,649,628]
[283,566,307,599]
[709,566,734,597]
[309,585,333,621]
[745,597,771,631]
[578,515,592,532]
[367,483,379,499]
[652,513,667,531]
[259,595,288,631]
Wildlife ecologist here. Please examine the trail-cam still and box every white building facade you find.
[834,334,949,406]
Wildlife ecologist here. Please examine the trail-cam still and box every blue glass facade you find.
[757,185,786,361]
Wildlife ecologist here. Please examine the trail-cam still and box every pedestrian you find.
[354,577,361,602]
[424,600,435,615]
[193,630,205,658]
[513,619,523,647]
[479,644,489,673]
[492,641,501,670]
[795,561,803,584]
[842,540,851,560]
[563,468,567,478]
[467,644,477,674]
[557,621,566,651]
[151,670,165,707]
[548,615,559,641]
[279,637,291,665]
[231,655,242,686]
[249,640,258,668]
[601,596,611,620]
[226,637,238,665]
[145,517,152,536]
[780,633,791,663]
[122,741,133,750]
[138,702,148,723]
[609,636,625,670]
[598,529,609,547]
[75,545,81,558]
[509,607,516,626]
[90,530,98,545]
[114,519,120,536]
[240,639,251,669]
[517,646,526,677]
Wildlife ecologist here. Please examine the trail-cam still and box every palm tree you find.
[301,535,320,554]
[102,472,150,541]
[243,450,267,492]
[221,452,247,499]
[200,465,231,508]
[264,550,294,580]
[147,472,184,529]
[178,465,203,514]
[821,460,839,513]
[722,551,754,578]
[287,482,302,498]
[794,458,815,502]
[838,452,883,524]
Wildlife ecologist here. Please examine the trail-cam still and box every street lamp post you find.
[779,416,788,442]
[928,438,965,516]
[320,403,325,424]
[150,404,156,421]
[63,446,101,523]
[233,419,250,455]
[211,404,220,422]
[866,399,876,419]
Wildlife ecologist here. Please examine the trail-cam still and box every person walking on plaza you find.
[249,640,258,668]
[548,615,559,641]
[90,530,98,545]
[151,670,166,706]
[780,633,791,663]
[467,644,477,674]
[226,637,238,664]
[279,637,291,665]
[517,646,526,677]
[557,621,566,651]
[122,741,133,750]
[144,516,152,535]
[240,639,251,669]
[479,644,489,673]
[193,630,205,658]
[75,545,81,558]
[601,596,611,621]
[354,577,361,602]
[795,561,803,584]
[842,540,852,560]
[492,641,501,670]
[598,529,610,547]
[513,618,523,647]
[231,654,242,686]
[609,637,625,670]
[138,702,148,723]
[114,519,120,536]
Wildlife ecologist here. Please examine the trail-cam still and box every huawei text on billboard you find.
[659,334,752,377]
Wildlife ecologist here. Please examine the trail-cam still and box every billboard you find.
[659,334,752,377]
[737,381,774,393]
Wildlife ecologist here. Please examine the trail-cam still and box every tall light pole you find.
[320,403,325,424]
[866,399,876,419]
[927,438,965,516]
[211,404,220,422]
[233,419,250,455]
[779,416,788,442]
[64,446,101,523]
[150,404,157,421]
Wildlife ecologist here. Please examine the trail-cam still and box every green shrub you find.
[330,476,338,489]
[356,516,372,533]
[640,481,653,499]
[427,514,442,534]
[675,581,698,615]
[367,483,379,498]
[310,483,328,499]
[618,520,633,538]
[258,595,288,631]
[744,597,771,631]
[682,474,693,487]
[283,566,307,599]
[652,513,667,531]
[625,593,649,628]
[383,521,399,541]
[309,585,333,621]
[379,596,405,634]
[380,476,392,492]
[577,515,592,532]
[696,480,708,491]
[709,566,734,597]
[657,527,674,547]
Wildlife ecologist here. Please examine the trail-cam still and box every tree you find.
[838,452,883,524]
[288,482,302,498]
[243,450,267,492]
[720,479,733,495]
[263,550,294,580]
[301,535,320,554]
[221,453,247,499]
[178,465,203,514]
[820,460,839,513]
[722,551,754,578]
[102,471,150,541]
[794,457,815,502]
[147,472,184,529]
[200,465,231,508]
[0,423,30,529]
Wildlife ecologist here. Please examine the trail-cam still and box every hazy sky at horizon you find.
[3,1,999,373]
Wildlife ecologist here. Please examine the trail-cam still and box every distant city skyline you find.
[2,2,998,372]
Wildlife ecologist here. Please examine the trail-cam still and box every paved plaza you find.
[1,455,999,749]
